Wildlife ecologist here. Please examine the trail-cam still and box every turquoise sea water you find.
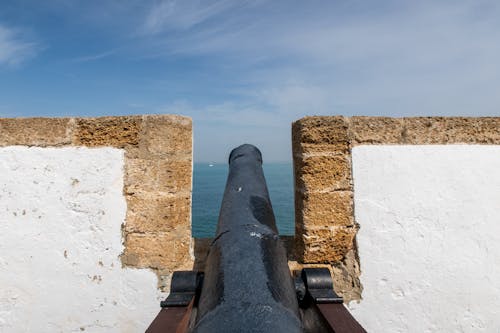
[192,163,295,237]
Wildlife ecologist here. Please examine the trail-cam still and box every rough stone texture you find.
[292,116,357,297]
[124,158,191,195]
[402,117,500,144]
[73,116,142,148]
[296,225,358,263]
[301,191,354,228]
[0,117,74,146]
[118,114,193,280]
[121,232,192,272]
[402,117,448,144]
[350,116,403,144]
[295,155,351,192]
[295,142,350,155]
[444,117,500,144]
[292,116,349,145]
[124,193,191,233]
[140,115,192,158]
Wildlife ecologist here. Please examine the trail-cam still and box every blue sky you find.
[1,1,499,162]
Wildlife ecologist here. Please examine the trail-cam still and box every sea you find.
[192,162,295,238]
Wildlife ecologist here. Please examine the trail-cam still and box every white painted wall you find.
[0,147,165,333]
[349,145,500,332]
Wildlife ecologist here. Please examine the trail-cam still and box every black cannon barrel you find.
[192,144,303,333]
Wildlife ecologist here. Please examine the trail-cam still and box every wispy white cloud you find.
[122,0,500,162]
[144,1,500,68]
[0,24,39,67]
[141,0,254,34]
[72,50,115,63]
[143,0,500,116]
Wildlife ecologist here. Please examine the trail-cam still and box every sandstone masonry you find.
[292,116,500,302]
[3,115,498,302]
[0,115,193,289]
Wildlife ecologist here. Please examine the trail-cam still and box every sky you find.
[1,0,499,162]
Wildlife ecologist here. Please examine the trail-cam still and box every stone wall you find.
[0,115,193,287]
[4,114,498,329]
[292,116,500,301]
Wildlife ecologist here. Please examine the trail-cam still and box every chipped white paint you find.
[350,145,500,332]
[0,147,165,333]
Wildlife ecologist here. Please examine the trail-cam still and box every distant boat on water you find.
[208,163,214,167]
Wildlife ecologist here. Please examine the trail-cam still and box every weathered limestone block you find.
[444,117,500,144]
[73,116,142,147]
[124,158,191,194]
[0,117,73,146]
[121,115,193,275]
[402,117,448,144]
[296,225,358,263]
[292,116,349,145]
[125,193,191,233]
[300,191,354,228]
[476,117,500,144]
[350,116,403,144]
[140,115,192,158]
[402,117,500,144]
[295,154,351,192]
[295,142,350,155]
[122,232,191,271]
[292,116,356,266]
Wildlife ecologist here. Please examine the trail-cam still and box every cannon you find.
[146,144,366,332]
